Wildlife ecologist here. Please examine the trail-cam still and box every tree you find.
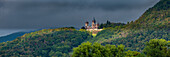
[72,42,111,57]
[106,20,111,25]
[143,39,169,57]
[72,42,140,57]
[81,26,85,29]
[116,44,126,57]
[127,22,130,24]
[130,21,133,24]
[125,50,140,57]
[72,42,93,57]
[99,23,104,29]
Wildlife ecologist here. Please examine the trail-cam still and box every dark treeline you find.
[98,20,126,29]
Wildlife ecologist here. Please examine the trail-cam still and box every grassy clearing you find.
[92,34,97,37]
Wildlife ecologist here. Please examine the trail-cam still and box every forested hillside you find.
[0,0,169,57]
[127,0,169,29]
[0,27,92,57]
[91,0,170,51]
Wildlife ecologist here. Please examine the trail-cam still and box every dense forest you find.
[98,20,126,29]
[0,0,169,57]
[0,27,92,56]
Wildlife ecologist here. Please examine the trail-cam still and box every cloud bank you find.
[0,0,159,29]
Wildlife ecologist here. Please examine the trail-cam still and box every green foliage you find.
[92,34,97,37]
[125,50,141,57]
[126,0,170,29]
[98,20,126,29]
[0,28,92,57]
[143,39,169,57]
[72,42,141,57]
[79,29,87,32]
[91,27,119,42]
[94,28,169,51]
[73,39,169,57]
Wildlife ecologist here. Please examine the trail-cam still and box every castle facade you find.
[84,18,103,34]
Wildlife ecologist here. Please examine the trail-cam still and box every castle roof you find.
[92,17,96,23]
[85,21,89,24]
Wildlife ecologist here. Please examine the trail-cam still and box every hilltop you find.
[126,0,169,29]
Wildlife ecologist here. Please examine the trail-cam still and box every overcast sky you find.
[0,0,160,29]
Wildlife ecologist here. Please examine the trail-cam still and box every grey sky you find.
[0,0,160,29]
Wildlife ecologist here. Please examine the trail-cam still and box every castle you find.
[84,18,103,34]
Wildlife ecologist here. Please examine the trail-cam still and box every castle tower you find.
[92,18,96,29]
[83,18,103,35]
[85,21,89,29]
[92,17,96,25]
[96,23,99,29]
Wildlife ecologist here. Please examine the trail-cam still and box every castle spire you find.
[93,17,95,20]
[92,17,96,23]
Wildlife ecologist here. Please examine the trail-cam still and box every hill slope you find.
[0,28,92,57]
[127,0,169,29]
[91,0,170,51]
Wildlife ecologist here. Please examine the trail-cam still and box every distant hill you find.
[0,32,26,43]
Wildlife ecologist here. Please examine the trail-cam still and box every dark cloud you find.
[0,0,159,29]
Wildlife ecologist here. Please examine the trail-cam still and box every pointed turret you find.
[85,21,89,29]
[92,17,96,23]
